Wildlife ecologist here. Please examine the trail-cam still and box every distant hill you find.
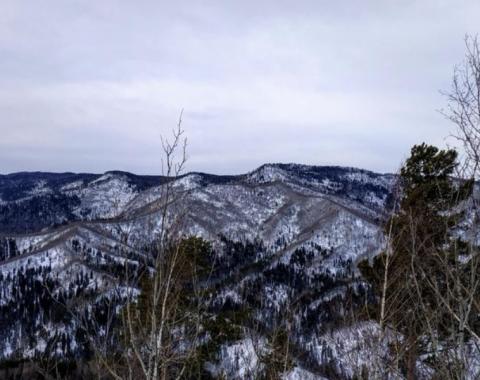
[0,163,397,378]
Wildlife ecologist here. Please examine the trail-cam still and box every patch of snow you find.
[282,367,328,380]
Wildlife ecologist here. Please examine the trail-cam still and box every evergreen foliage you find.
[359,143,474,378]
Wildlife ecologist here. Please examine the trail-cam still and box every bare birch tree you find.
[443,34,480,180]
[421,33,480,379]
[52,112,217,380]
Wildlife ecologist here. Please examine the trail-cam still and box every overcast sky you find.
[1,1,479,175]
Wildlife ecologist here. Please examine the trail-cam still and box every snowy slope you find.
[0,164,396,378]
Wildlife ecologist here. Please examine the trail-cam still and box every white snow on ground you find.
[0,246,68,275]
[72,174,136,218]
[306,321,396,379]
[208,338,263,379]
[246,164,290,184]
[262,284,290,313]
[28,180,52,197]
[60,180,84,191]
[282,367,328,380]
[173,174,203,191]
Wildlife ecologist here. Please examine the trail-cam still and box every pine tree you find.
[359,143,473,379]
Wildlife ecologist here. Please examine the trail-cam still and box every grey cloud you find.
[0,0,479,174]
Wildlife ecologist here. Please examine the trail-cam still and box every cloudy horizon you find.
[1,1,479,175]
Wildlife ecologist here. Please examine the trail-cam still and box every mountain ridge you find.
[0,162,395,378]
[0,162,395,178]
[0,163,395,234]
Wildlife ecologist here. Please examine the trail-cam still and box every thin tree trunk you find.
[406,335,417,380]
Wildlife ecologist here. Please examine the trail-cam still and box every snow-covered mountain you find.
[0,164,396,378]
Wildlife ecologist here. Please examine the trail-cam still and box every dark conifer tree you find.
[359,143,473,380]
